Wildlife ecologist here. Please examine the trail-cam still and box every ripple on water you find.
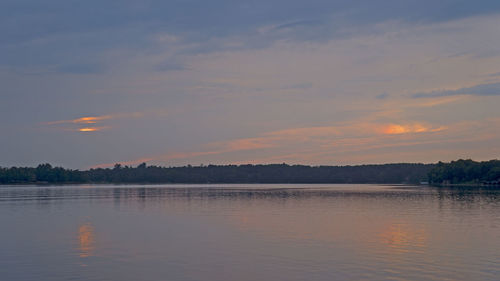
[0,184,499,281]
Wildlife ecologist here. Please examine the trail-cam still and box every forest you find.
[1,160,498,185]
[427,159,500,185]
[0,162,432,184]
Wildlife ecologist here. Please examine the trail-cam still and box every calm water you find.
[1,184,499,281]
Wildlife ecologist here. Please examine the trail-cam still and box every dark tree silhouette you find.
[427,159,500,185]
[3,159,497,185]
[0,162,438,184]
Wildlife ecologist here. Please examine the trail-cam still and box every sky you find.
[1,0,500,169]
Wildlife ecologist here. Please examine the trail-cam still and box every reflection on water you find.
[78,223,95,259]
[379,223,427,254]
[0,184,499,281]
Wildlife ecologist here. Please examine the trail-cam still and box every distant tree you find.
[428,159,500,184]
[4,159,498,185]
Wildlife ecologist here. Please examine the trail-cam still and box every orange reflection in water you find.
[379,223,427,253]
[226,202,429,258]
[78,223,95,258]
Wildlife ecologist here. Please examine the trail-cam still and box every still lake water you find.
[1,184,499,281]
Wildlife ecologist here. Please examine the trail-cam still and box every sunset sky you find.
[1,0,500,168]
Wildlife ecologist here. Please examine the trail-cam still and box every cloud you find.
[272,20,323,31]
[380,123,446,135]
[89,116,500,168]
[220,137,276,151]
[100,119,450,166]
[78,126,109,132]
[375,93,389,99]
[4,0,500,73]
[409,96,467,107]
[283,82,313,90]
[47,112,146,124]
[412,82,500,98]
[4,3,500,168]
[55,63,105,74]
[154,59,189,72]
[43,112,145,132]
[487,71,500,77]
[45,115,115,125]
[164,137,277,161]
[265,126,343,139]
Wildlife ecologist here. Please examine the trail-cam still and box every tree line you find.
[0,162,433,184]
[427,159,500,185]
[2,160,498,185]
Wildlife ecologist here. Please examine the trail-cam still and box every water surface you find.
[1,184,499,280]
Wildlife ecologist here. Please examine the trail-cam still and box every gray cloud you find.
[487,71,500,77]
[412,82,500,98]
[375,93,389,99]
[154,60,188,72]
[284,82,313,90]
[3,0,500,70]
[2,0,500,168]
[56,63,105,75]
[273,20,323,30]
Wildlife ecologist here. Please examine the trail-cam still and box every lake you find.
[1,184,499,281]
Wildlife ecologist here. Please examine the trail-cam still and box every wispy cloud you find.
[265,126,343,138]
[380,123,447,135]
[487,71,500,77]
[412,82,500,98]
[45,115,115,125]
[409,96,467,107]
[90,115,500,168]
[56,63,105,75]
[5,7,499,168]
[375,93,389,100]
[272,20,323,31]
[283,82,313,90]
[96,119,452,167]
[78,126,109,132]
[43,112,144,132]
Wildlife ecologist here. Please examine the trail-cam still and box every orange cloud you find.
[43,112,148,133]
[381,123,446,135]
[160,138,275,161]
[217,137,276,151]
[90,118,464,167]
[45,115,114,125]
[412,95,467,107]
[78,126,109,132]
[265,126,342,138]
[161,121,448,161]
[44,112,146,126]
